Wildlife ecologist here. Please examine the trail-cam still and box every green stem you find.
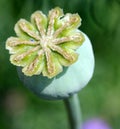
[64,94,82,129]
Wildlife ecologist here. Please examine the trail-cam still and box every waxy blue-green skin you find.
[18,32,95,100]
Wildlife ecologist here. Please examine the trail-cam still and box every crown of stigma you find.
[6,7,84,78]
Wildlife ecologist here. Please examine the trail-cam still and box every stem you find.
[64,94,82,129]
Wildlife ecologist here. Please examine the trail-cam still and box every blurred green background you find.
[0,0,120,129]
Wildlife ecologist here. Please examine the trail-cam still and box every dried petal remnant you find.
[6,7,85,78]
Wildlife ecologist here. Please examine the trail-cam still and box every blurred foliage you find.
[0,0,120,129]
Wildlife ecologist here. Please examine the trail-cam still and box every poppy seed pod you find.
[6,7,95,100]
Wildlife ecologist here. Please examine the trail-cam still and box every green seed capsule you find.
[6,7,95,100]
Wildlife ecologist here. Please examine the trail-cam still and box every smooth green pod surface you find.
[17,32,95,100]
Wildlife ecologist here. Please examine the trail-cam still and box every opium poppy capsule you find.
[6,7,95,100]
